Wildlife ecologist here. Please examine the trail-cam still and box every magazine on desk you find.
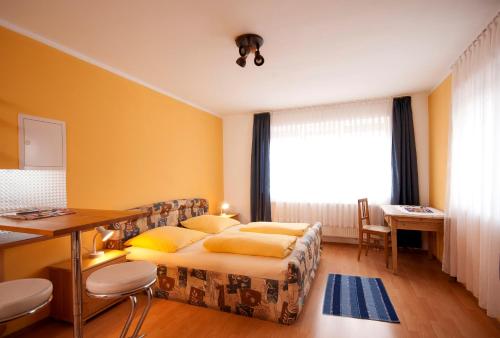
[399,206,434,214]
[0,208,75,220]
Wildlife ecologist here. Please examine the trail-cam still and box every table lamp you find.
[220,202,230,215]
[89,226,114,257]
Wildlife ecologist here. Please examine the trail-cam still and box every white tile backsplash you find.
[0,169,67,212]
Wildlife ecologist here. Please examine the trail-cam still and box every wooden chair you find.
[357,198,391,268]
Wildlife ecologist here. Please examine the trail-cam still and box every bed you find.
[105,198,322,324]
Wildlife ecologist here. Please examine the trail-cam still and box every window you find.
[270,99,392,226]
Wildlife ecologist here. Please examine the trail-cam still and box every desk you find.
[0,209,145,338]
[380,205,444,274]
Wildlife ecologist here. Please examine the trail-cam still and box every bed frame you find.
[105,198,322,324]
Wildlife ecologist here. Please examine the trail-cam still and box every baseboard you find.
[322,236,358,244]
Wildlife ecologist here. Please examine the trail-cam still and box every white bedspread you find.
[125,224,302,280]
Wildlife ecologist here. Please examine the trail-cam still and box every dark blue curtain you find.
[251,113,272,222]
[391,96,421,248]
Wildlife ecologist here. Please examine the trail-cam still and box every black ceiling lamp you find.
[235,33,265,67]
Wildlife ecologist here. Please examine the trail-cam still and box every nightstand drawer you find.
[49,250,127,323]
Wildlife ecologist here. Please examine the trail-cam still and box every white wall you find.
[223,114,254,224]
[223,93,430,224]
[411,92,430,206]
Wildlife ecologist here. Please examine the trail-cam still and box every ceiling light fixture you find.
[235,33,265,68]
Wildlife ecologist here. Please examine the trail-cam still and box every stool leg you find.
[121,295,138,338]
[131,287,154,338]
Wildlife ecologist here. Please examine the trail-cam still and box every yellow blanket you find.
[203,232,297,258]
[240,222,310,236]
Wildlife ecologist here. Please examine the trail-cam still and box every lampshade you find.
[89,226,114,257]
[221,202,230,211]
[96,226,114,242]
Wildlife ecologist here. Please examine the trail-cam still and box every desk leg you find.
[71,231,83,338]
[391,222,398,273]
[437,229,443,261]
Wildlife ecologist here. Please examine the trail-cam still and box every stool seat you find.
[87,261,157,295]
[87,261,157,338]
[0,278,53,321]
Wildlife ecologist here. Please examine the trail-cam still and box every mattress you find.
[126,224,305,280]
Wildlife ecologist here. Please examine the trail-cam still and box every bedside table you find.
[220,213,240,221]
[49,250,127,323]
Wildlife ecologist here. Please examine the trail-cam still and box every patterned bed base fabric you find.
[105,198,209,250]
[103,198,322,324]
[154,222,322,325]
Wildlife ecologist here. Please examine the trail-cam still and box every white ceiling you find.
[1,0,499,115]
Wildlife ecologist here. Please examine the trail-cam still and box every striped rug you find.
[322,274,399,323]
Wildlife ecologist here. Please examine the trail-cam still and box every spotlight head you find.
[239,45,248,57]
[236,56,247,67]
[254,50,265,66]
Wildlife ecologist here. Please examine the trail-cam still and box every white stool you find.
[0,278,53,324]
[86,261,157,338]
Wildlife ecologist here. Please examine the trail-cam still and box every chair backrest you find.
[357,198,370,229]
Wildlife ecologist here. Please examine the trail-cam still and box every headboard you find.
[105,198,209,249]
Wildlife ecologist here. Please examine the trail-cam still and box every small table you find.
[219,213,240,221]
[0,209,145,338]
[380,205,444,274]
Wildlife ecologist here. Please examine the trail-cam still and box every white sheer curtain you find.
[443,13,500,317]
[270,99,392,230]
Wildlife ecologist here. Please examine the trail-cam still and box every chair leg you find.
[384,234,389,268]
[357,232,363,261]
[131,287,154,338]
[365,234,370,256]
[121,295,138,338]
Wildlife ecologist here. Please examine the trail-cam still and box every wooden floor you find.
[13,243,500,338]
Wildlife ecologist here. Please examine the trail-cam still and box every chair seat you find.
[0,278,52,321]
[363,225,391,233]
[87,261,157,295]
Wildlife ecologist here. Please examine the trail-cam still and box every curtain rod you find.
[452,11,499,68]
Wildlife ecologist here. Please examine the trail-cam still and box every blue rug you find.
[323,274,399,323]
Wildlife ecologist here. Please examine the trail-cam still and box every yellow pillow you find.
[240,222,310,236]
[124,226,207,253]
[181,215,240,234]
[203,232,296,258]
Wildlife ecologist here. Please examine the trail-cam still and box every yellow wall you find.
[428,74,452,261]
[428,75,451,210]
[0,26,223,333]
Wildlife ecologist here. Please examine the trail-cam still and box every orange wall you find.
[428,75,452,261]
[0,26,223,333]
[428,75,451,210]
[0,103,18,168]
